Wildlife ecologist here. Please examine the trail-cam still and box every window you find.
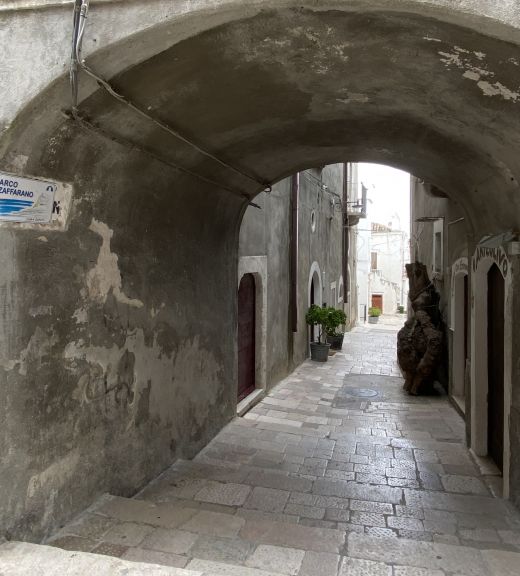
[371,252,378,270]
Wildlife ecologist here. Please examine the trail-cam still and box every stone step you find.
[138,456,515,520]
[46,493,348,574]
[0,541,290,576]
[0,542,199,576]
[50,494,347,554]
[40,503,520,576]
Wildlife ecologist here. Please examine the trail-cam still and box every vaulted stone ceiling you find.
[4,5,520,236]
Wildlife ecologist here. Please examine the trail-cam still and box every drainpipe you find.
[290,173,299,333]
[343,164,350,324]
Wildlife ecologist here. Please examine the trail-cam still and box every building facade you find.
[369,223,409,315]
[237,163,356,407]
[411,177,520,506]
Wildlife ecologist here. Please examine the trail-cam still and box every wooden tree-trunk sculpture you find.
[398,263,443,395]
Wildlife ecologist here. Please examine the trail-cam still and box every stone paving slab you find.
[347,533,491,576]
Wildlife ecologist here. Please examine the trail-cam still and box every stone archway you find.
[308,261,323,309]
[308,261,323,344]
[2,0,520,540]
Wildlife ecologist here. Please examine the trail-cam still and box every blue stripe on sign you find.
[0,200,33,205]
[0,199,33,214]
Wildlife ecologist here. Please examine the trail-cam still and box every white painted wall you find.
[369,229,408,313]
[356,218,371,322]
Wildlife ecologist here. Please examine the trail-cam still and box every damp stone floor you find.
[3,321,520,575]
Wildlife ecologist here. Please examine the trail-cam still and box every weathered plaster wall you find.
[0,125,241,541]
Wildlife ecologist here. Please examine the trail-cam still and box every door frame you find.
[471,244,512,497]
[308,261,323,346]
[450,257,469,410]
[238,257,267,402]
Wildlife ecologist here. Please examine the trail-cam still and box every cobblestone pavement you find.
[46,325,520,575]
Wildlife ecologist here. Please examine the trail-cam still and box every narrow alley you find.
[4,322,518,575]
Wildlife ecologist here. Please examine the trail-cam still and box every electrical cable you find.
[67,112,252,199]
[70,0,272,194]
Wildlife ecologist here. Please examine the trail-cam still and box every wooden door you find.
[487,264,504,472]
[310,276,315,342]
[371,294,383,310]
[463,275,469,396]
[464,275,469,363]
[238,274,256,402]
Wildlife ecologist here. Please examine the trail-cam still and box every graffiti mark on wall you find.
[472,246,509,277]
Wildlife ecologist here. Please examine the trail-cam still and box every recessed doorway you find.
[487,264,505,472]
[238,273,256,402]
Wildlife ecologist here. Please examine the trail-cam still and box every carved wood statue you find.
[398,263,443,395]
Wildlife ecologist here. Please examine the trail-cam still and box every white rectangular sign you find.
[0,171,56,223]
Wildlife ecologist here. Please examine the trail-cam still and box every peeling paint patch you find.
[463,70,481,82]
[87,219,144,308]
[336,93,369,104]
[29,305,53,317]
[237,24,349,77]
[477,81,519,101]
[1,326,58,375]
[439,50,463,68]
[438,46,520,103]
[72,306,88,324]
[27,450,80,500]
[9,155,29,173]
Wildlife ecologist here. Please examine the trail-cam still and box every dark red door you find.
[372,294,383,310]
[487,264,504,472]
[238,274,256,402]
[464,275,469,363]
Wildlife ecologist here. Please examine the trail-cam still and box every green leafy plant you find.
[368,306,382,317]
[305,305,328,343]
[325,307,347,337]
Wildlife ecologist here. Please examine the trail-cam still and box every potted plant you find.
[326,307,347,350]
[368,306,382,324]
[397,305,405,314]
[305,305,331,362]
